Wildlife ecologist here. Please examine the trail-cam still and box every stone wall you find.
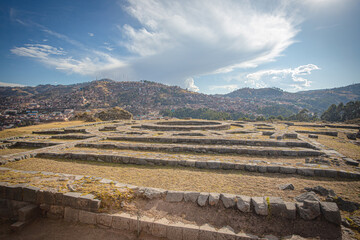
[296,131,338,137]
[36,152,360,179]
[76,143,322,157]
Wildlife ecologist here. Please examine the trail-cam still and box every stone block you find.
[184,191,200,203]
[207,161,221,169]
[96,213,113,227]
[267,166,280,173]
[324,170,337,178]
[294,192,319,202]
[268,197,286,217]
[128,214,138,232]
[166,222,184,240]
[63,192,82,208]
[257,165,267,173]
[165,191,184,202]
[251,197,268,216]
[143,188,167,199]
[297,168,315,177]
[42,190,57,205]
[245,164,257,172]
[0,182,8,198]
[199,224,218,240]
[218,226,236,240]
[18,204,39,221]
[77,194,96,211]
[48,205,64,219]
[209,193,220,206]
[22,186,39,203]
[221,194,237,208]
[140,215,154,235]
[152,218,169,238]
[183,224,200,240]
[6,184,24,201]
[112,213,131,230]
[279,167,297,174]
[284,202,296,220]
[64,207,79,222]
[296,200,320,220]
[197,192,209,207]
[237,195,251,212]
[79,210,97,225]
[320,202,341,225]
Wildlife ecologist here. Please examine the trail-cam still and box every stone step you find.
[106,136,317,149]
[18,204,39,222]
[76,142,323,157]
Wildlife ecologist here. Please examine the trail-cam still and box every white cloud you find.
[245,64,320,91]
[10,1,302,91]
[11,44,127,76]
[0,82,26,87]
[208,84,239,93]
[184,77,199,92]
[88,32,94,37]
[117,0,299,88]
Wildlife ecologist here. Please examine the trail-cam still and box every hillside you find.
[1,79,359,116]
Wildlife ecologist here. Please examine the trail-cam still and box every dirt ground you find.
[0,218,161,240]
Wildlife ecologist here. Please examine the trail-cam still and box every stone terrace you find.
[0,119,360,239]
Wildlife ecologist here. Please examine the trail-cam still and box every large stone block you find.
[165,191,184,202]
[64,207,79,222]
[294,192,319,203]
[320,202,341,225]
[209,193,220,206]
[140,215,154,235]
[96,213,113,227]
[6,184,24,201]
[183,224,199,240]
[197,192,209,207]
[268,197,286,218]
[184,191,200,203]
[77,194,96,211]
[199,224,218,240]
[42,190,57,205]
[152,218,169,238]
[296,200,320,220]
[48,205,64,219]
[79,210,97,225]
[166,222,184,240]
[18,204,39,222]
[237,195,251,213]
[63,192,82,208]
[279,167,297,174]
[0,182,8,198]
[251,197,268,216]
[142,188,167,199]
[267,166,280,173]
[221,194,237,208]
[284,202,296,220]
[22,186,39,203]
[112,213,131,230]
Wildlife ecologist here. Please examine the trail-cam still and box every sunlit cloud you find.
[245,64,320,91]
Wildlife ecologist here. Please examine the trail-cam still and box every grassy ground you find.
[5,157,360,203]
[317,132,360,159]
[0,121,85,139]
[0,147,38,156]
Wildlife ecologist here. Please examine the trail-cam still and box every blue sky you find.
[0,0,359,94]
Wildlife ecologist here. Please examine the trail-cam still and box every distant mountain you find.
[0,79,359,116]
[225,84,360,113]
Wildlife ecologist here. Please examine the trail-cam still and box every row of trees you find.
[321,101,360,122]
[161,101,359,122]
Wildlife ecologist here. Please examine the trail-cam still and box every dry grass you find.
[0,147,38,156]
[0,121,86,139]
[5,157,360,203]
[317,133,360,159]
